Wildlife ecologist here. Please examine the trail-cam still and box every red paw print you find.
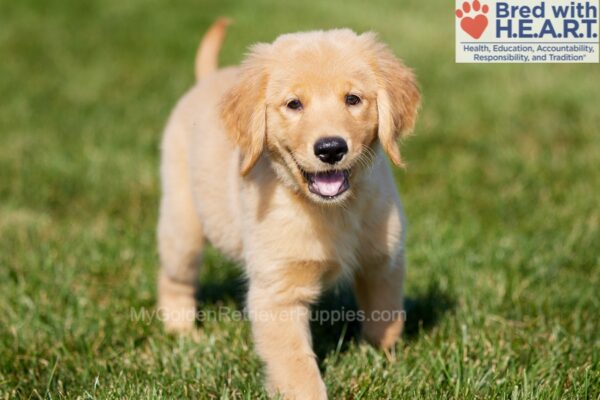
[456,0,489,39]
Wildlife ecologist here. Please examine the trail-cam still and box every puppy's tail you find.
[195,17,231,81]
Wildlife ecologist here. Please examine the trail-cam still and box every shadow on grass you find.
[195,249,247,309]
[311,279,456,363]
[194,253,455,359]
[196,272,247,308]
[311,285,362,361]
[403,280,456,339]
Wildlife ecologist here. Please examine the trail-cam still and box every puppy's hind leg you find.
[157,121,204,333]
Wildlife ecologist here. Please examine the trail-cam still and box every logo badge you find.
[455,0,599,63]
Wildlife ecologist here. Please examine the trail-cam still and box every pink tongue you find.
[312,171,344,196]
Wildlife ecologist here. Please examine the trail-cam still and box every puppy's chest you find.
[257,205,363,271]
[314,214,362,268]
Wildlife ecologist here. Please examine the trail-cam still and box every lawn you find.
[0,0,599,398]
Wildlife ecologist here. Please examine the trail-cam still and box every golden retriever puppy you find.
[157,18,420,399]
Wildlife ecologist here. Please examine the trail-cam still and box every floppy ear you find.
[221,44,270,175]
[368,37,421,167]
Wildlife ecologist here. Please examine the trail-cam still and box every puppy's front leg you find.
[247,263,327,400]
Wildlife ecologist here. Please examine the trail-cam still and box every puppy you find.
[157,18,420,399]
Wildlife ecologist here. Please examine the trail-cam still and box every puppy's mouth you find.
[285,149,351,200]
[301,169,350,199]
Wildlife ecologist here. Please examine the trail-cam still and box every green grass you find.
[1,0,599,398]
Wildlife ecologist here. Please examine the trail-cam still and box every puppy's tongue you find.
[310,171,345,197]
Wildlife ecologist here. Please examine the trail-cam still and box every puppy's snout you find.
[313,136,348,165]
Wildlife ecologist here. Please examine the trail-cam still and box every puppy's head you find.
[221,29,420,204]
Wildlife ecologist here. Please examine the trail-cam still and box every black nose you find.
[313,136,348,164]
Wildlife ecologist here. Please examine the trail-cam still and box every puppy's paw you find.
[266,377,328,400]
[159,303,197,333]
[362,318,403,350]
[157,274,197,333]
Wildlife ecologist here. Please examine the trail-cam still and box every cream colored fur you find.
[157,19,420,399]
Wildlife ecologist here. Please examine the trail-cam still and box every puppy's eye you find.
[345,94,361,106]
[286,99,303,110]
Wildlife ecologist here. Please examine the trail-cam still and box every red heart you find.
[460,14,488,39]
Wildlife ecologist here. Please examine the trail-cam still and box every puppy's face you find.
[264,37,381,203]
[222,30,420,205]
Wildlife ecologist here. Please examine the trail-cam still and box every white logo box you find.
[455,0,599,63]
